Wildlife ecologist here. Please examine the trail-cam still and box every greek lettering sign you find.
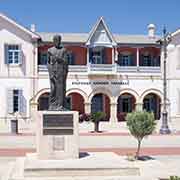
[71,80,129,86]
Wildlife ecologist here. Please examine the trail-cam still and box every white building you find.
[0,13,179,133]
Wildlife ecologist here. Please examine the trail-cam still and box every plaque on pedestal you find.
[43,114,73,135]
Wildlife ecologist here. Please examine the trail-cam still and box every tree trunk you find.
[94,121,99,132]
[136,139,141,160]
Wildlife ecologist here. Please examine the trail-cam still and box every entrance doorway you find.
[91,93,110,121]
[11,120,18,133]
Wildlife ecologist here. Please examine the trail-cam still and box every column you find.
[30,101,38,121]
[109,101,118,124]
[87,47,89,65]
[136,48,139,70]
[87,47,90,73]
[135,102,143,111]
[84,102,91,114]
[112,47,118,73]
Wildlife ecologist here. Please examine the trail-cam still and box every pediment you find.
[86,17,116,47]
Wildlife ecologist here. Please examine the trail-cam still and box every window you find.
[13,90,19,112]
[7,89,25,114]
[140,54,160,66]
[38,93,49,111]
[6,45,21,64]
[122,55,131,66]
[92,51,102,64]
[91,94,103,113]
[118,53,134,66]
[118,95,134,113]
[90,47,104,64]
[122,98,132,112]
[67,52,74,65]
[143,55,151,66]
[38,52,48,65]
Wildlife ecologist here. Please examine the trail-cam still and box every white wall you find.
[0,16,38,133]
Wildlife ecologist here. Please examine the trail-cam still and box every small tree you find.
[126,111,156,159]
[91,112,106,132]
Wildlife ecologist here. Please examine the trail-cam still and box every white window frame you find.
[6,44,22,65]
[7,88,25,114]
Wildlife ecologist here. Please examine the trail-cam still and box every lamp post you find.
[160,26,171,134]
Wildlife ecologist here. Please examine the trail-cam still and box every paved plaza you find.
[0,126,180,179]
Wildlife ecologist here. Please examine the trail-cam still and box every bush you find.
[126,111,156,159]
[169,176,180,180]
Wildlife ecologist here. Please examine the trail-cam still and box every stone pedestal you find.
[36,111,79,160]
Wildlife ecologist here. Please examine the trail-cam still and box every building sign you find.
[71,80,129,86]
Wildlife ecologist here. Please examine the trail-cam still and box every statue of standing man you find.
[47,35,69,111]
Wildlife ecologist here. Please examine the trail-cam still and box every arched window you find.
[117,93,136,121]
[38,93,49,111]
[143,93,161,120]
[91,93,110,121]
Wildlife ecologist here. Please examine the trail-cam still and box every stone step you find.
[23,176,160,180]
[24,167,140,177]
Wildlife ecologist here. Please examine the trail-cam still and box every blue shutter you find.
[7,89,13,113]
[18,44,22,64]
[4,44,9,64]
[19,89,27,114]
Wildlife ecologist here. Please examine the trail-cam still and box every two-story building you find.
[0,13,179,133]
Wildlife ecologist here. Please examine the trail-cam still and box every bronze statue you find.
[47,35,68,111]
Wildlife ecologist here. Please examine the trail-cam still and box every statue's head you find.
[53,35,62,48]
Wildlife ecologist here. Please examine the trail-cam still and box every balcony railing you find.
[117,66,137,72]
[38,65,87,72]
[88,64,116,74]
[38,64,161,74]
[138,66,161,73]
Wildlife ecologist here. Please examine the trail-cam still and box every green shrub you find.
[169,176,180,180]
[126,111,156,159]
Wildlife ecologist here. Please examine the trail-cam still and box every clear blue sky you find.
[1,0,180,35]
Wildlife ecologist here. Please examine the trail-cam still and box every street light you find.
[159,26,171,134]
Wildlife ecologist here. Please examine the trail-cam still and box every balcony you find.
[38,64,161,75]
